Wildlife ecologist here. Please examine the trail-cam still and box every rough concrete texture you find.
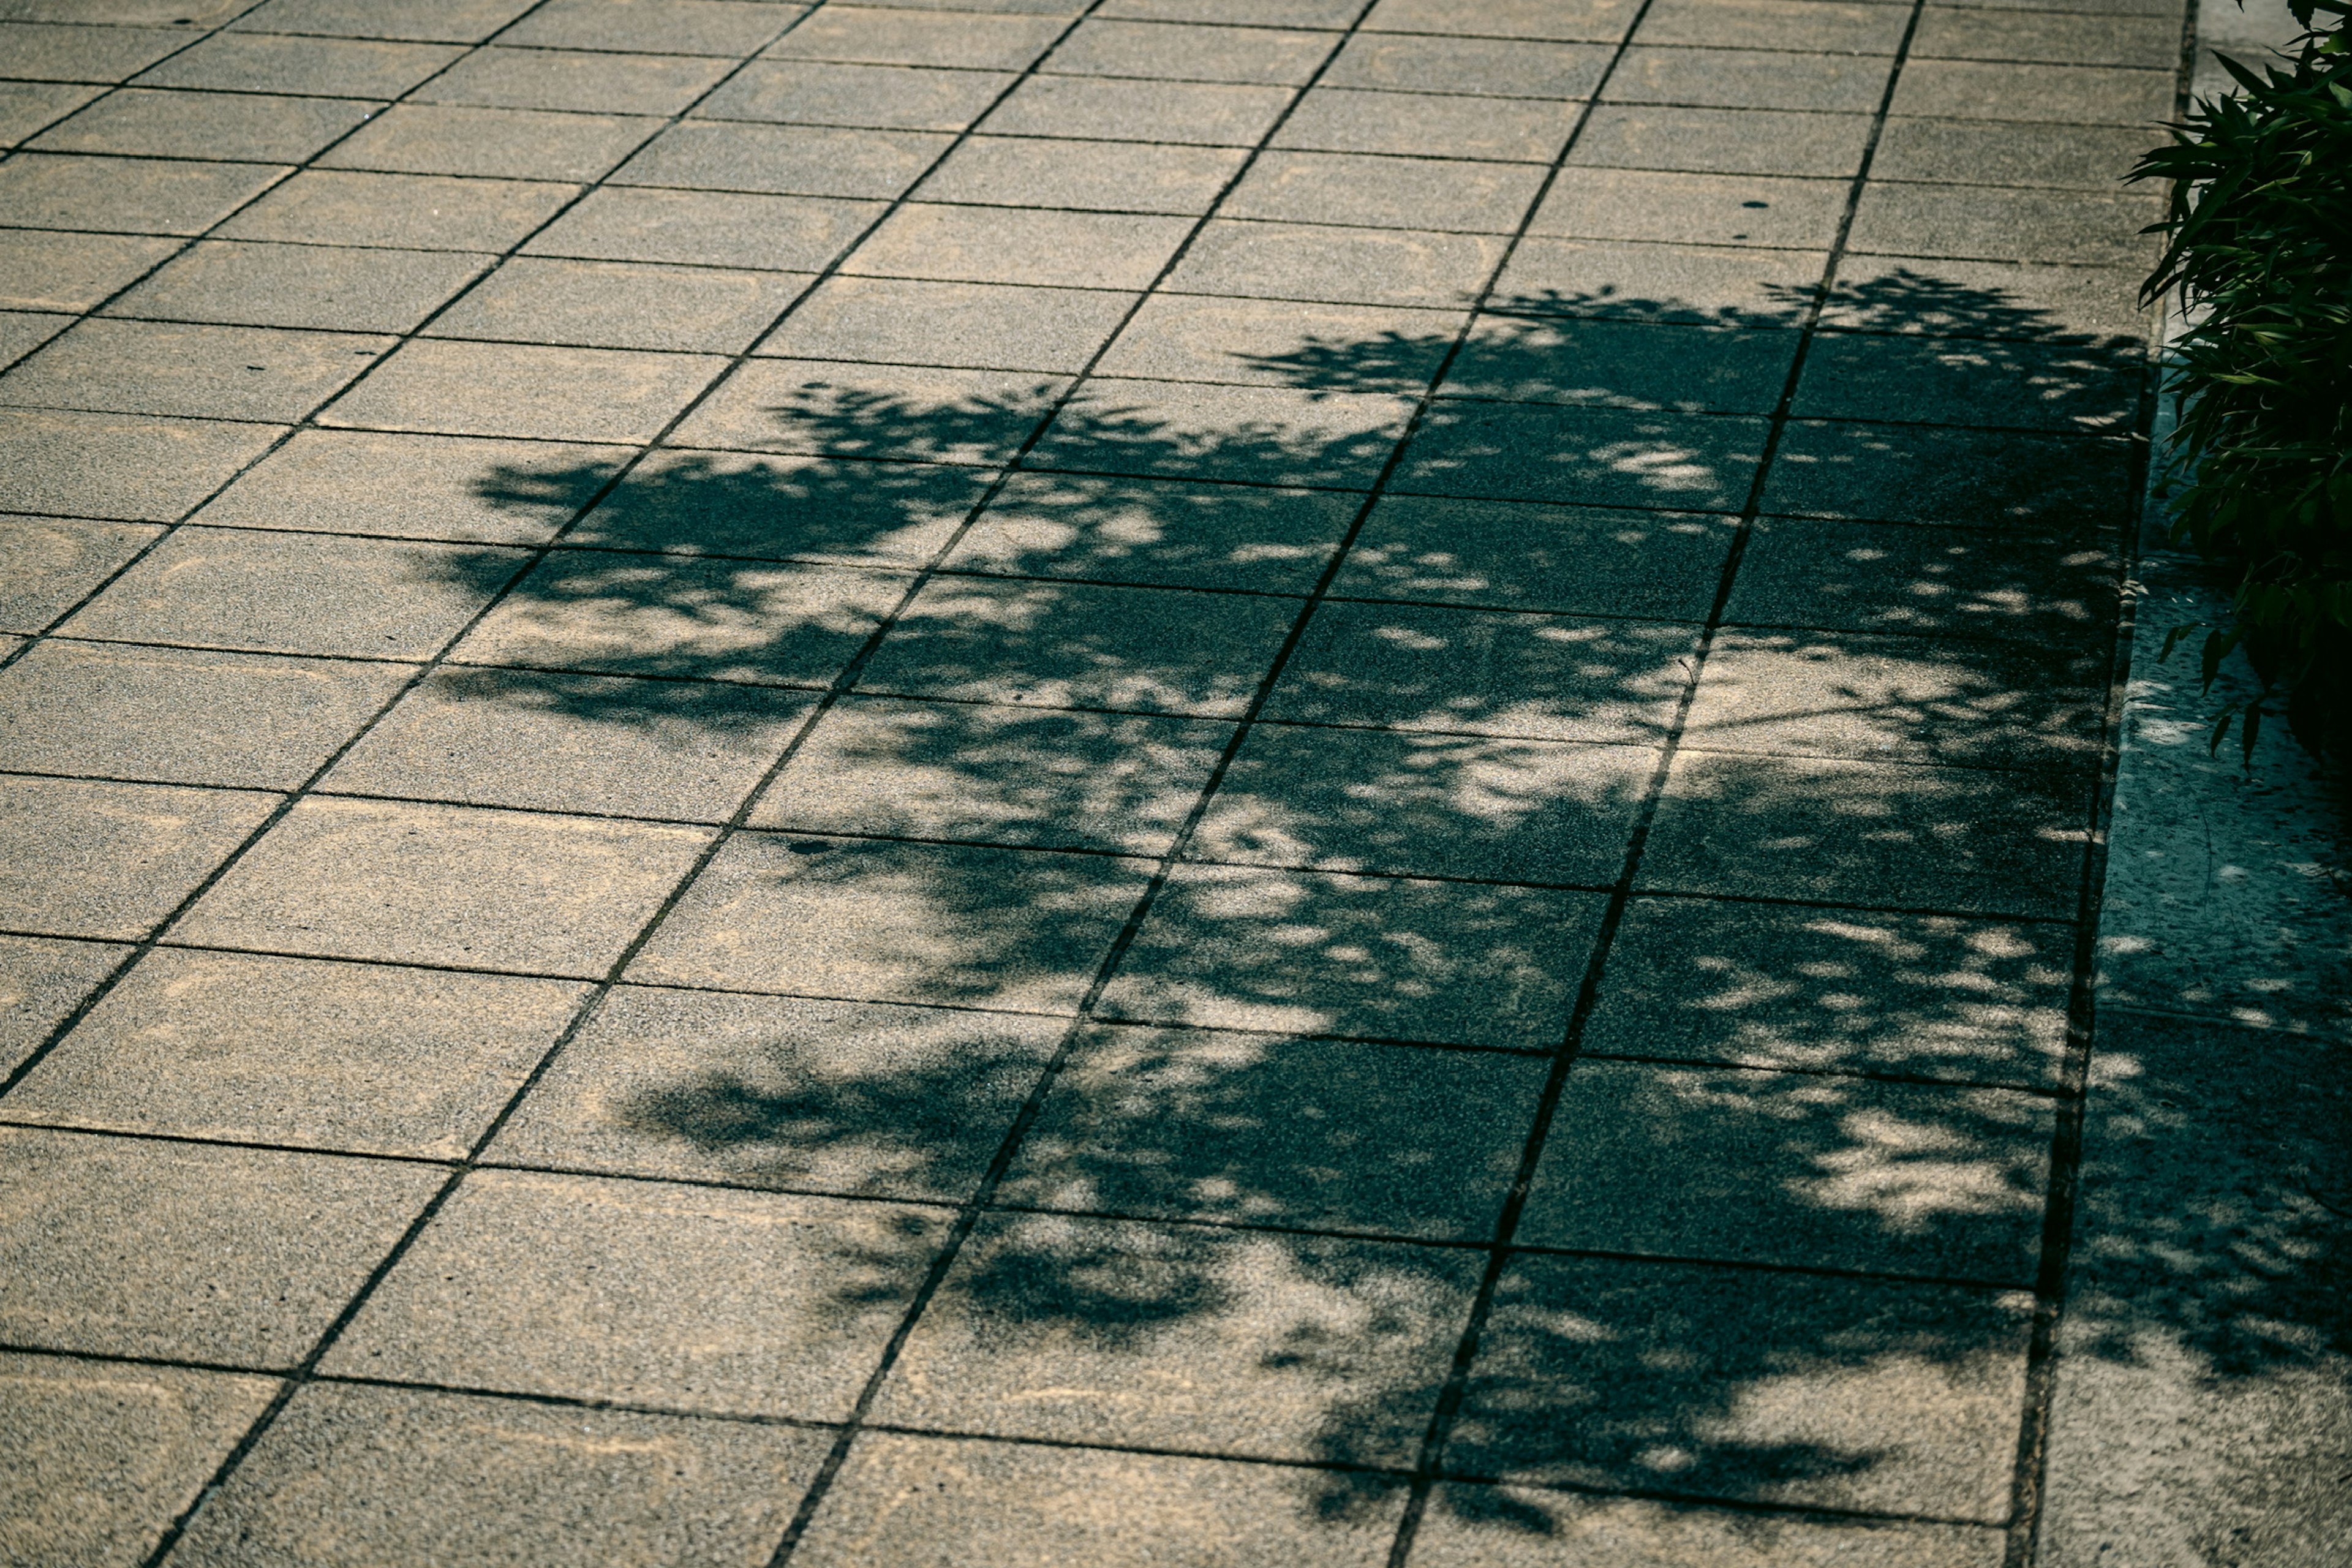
[0,0,2338,1563]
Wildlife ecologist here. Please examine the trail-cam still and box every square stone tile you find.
[1441,315,1798,414]
[1006,1024,1544,1238]
[489,986,1064,1199]
[796,1434,1407,1568]
[1331,496,1735,620]
[0,933,125,1078]
[1683,630,2106,771]
[0,82,124,146]
[753,695,1230,854]
[1529,168,1849,249]
[0,318,393,423]
[575,448,990,564]
[1043,18,1332,83]
[1586,897,2073,1086]
[698,59,1016,130]
[451,554,906,687]
[1913,6,2179,66]
[1523,1060,2051,1281]
[175,797,714,975]
[1223,151,1545,235]
[1727,517,2119,646]
[1102,0,1359,23]
[1872,119,2152,191]
[1397,402,1768,510]
[1605,46,1893,113]
[0,641,410,789]
[1362,0,1642,41]
[842,203,1194,290]
[916,134,1247,214]
[0,775,276,941]
[614,121,949,199]
[0,230,180,313]
[859,576,1297,719]
[1493,239,1823,327]
[978,73,1291,145]
[946,471,1357,592]
[529,187,880,272]
[1267,600,1696,744]
[194,429,631,545]
[28,88,374,164]
[131,32,466,97]
[757,276,1137,372]
[0,1127,440,1364]
[1846,184,2165,269]
[1453,1255,2032,1520]
[231,0,537,43]
[1167,220,1510,309]
[321,1169,943,1417]
[62,528,516,659]
[1192,723,1651,884]
[0,409,284,521]
[321,103,657,183]
[418,45,735,113]
[0,309,69,369]
[767,6,1068,70]
[499,0,799,55]
[873,1212,1477,1463]
[0,152,285,236]
[628,832,1152,1012]
[1639,751,2088,918]
[1275,88,1581,163]
[1890,61,2173,127]
[1324,32,1614,98]
[1795,331,2140,434]
[672,358,1066,464]
[105,240,493,333]
[218,170,580,251]
[172,1383,827,1568]
[1636,0,1910,51]
[1033,379,1414,488]
[0,1351,279,1568]
[0,514,160,633]
[10,951,587,1159]
[320,339,728,443]
[1822,256,2154,343]
[324,665,815,821]
[1573,105,1874,179]
[1763,422,2138,529]
[1416,1485,2004,1566]
[429,257,810,353]
[1099,863,1607,1046]
[0,21,186,82]
[1096,294,1462,391]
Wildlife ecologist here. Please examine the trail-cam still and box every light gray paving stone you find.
[672,358,1066,464]
[698,59,1017,130]
[0,21,186,81]
[0,81,102,146]
[488,986,1065,1199]
[1043,18,1335,83]
[1890,60,2175,126]
[230,0,537,44]
[1224,151,1545,234]
[1727,516,2120,646]
[0,318,394,423]
[872,1210,1480,1461]
[61,527,516,660]
[1035,379,1414,488]
[979,72,1291,145]
[174,796,713,975]
[766,5,1068,70]
[0,309,67,369]
[1824,255,2155,341]
[915,134,1247,214]
[0,1126,440,1365]
[501,0,802,55]
[524,186,884,271]
[1872,118,2152,190]
[0,229,180,314]
[105,240,493,334]
[0,409,284,521]
[1361,0,1642,42]
[0,152,287,235]
[612,120,949,200]
[1763,422,2140,529]
[1331,495,1735,619]
[27,87,377,164]
[842,203,1194,290]
[194,428,631,545]
[573,447,990,564]
[171,1383,829,1568]
[320,104,657,184]
[1274,87,1581,163]
[323,665,815,821]
[1099,862,1607,1046]
[1585,896,2074,1087]
[796,1434,1407,1568]
[757,275,1136,372]
[1493,238,1824,326]
[417,45,735,114]
[0,775,278,941]
[945,470,1357,592]
[1325,32,1613,97]
[218,169,581,251]
[627,832,1153,1012]
[0,1352,279,1568]
[1635,0,1913,52]
[1529,168,1850,250]
[1167,220,1510,309]
[0,640,412,789]
[752,694,1231,854]
[428,257,811,353]
[129,32,466,97]
[1912,5,2182,67]
[1096,293,1461,390]
[320,1169,943,1417]
[1442,314,1798,413]
[10,951,587,1158]
[1413,1485,2005,1566]
[320,339,729,443]
[1101,0,1359,23]
[1572,105,1874,179]
[1605,45,1893,113]
[1396,401,1768,511]
[0,933,126,1079]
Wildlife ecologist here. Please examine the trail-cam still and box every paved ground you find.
[0,0,2285,1564]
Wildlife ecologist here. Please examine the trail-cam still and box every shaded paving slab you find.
[0,0,2288,1564]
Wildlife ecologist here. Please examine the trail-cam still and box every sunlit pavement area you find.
[2,1,2343,1564]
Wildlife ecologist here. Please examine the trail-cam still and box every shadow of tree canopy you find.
[408,268,2345,1539]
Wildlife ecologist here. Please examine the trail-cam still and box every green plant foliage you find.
[2133,0,2352,758]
